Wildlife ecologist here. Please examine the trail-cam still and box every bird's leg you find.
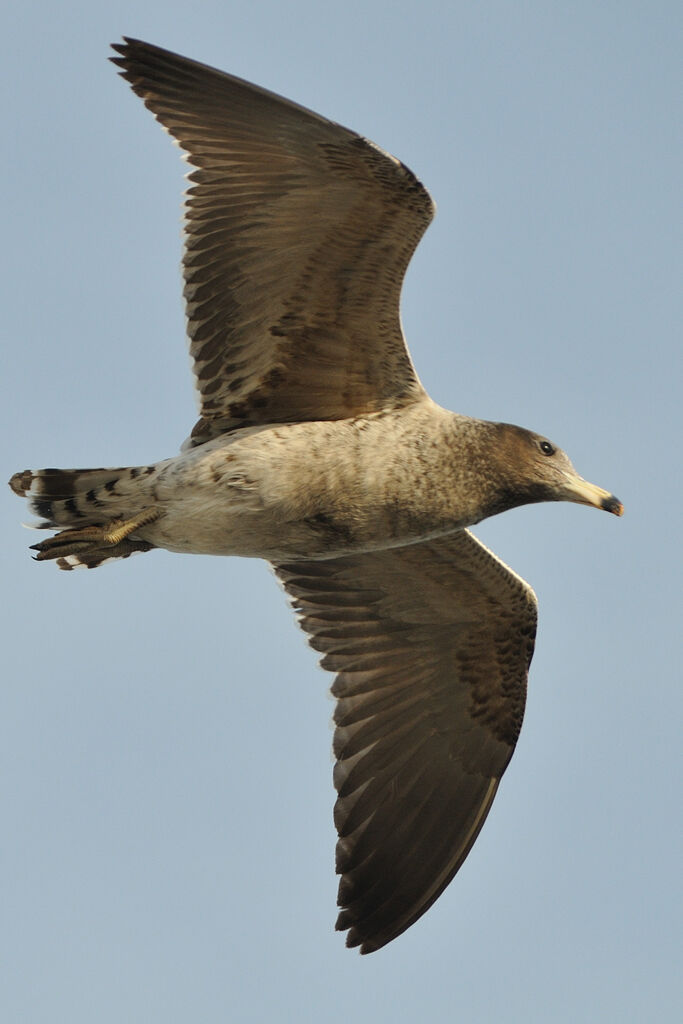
[30,507,160,561]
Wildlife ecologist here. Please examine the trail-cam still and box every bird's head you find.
[485,423,624,518]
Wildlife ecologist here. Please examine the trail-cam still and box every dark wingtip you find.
[109,40,129,72]
[109,37,148,71]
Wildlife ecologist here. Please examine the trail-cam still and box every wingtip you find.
[336,914,385,955]
[109,37,151,68]
[109,40,128,74]
[110,36,142,52]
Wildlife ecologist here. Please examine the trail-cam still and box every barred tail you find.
[9,465,158,569]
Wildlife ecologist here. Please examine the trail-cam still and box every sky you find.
[2,2,681,1022]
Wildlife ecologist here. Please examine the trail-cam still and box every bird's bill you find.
[561,473,624,516]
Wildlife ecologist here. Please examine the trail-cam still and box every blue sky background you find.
[2,2,681,1021]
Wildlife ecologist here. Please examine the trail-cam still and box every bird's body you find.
[20,407,575,563]
[123,404,479,560]
[10,39,622,954]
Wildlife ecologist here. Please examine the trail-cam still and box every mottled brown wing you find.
[111,39,433,447]
[274,531,537,954]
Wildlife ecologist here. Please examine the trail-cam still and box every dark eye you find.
[539,440,555,456]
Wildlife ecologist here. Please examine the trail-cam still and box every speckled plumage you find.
[9,39,622,954]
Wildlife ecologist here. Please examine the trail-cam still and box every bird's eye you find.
[539,440,555,456]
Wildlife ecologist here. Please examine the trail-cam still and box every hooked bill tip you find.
[602,495,624,516]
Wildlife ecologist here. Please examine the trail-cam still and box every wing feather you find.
[111,38,433,445]
[274,531,537,953]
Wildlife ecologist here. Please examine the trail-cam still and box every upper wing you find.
[111,39,433,447]
[274,531,537,953]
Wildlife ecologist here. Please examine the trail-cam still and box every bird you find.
[9,38,623,954]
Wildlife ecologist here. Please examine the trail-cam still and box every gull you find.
[9,38,623,954]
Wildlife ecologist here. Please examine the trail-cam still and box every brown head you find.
[484,422,624,518]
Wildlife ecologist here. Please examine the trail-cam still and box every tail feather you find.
[9,465,158,569]
[10,466,153,526]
